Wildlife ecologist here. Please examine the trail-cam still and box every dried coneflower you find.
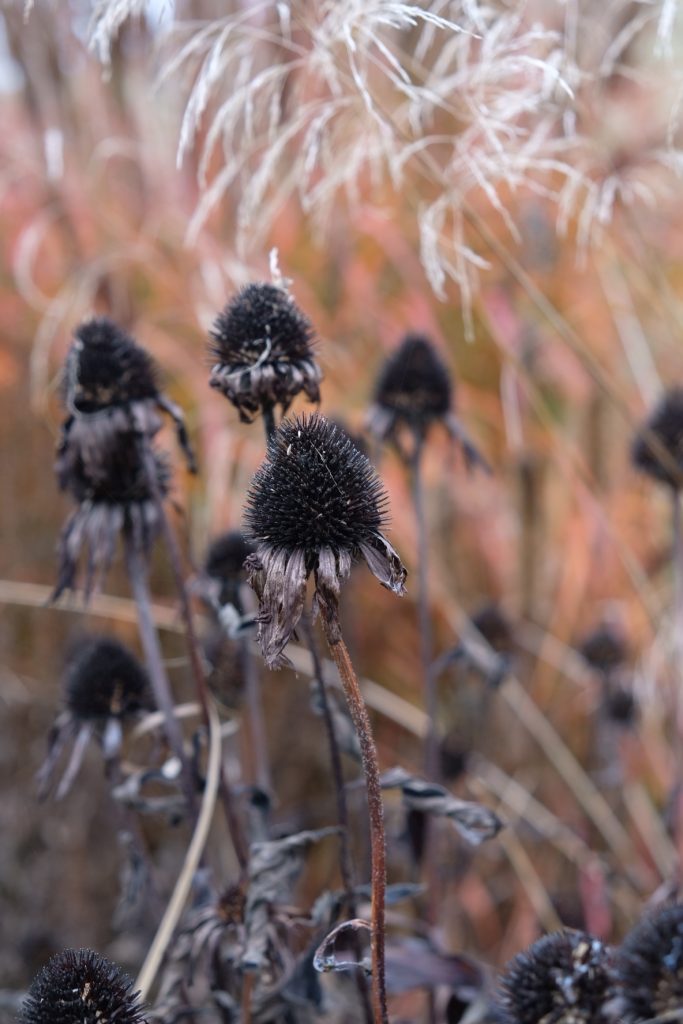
[202,530,256,614]
[208,282,321,435]
[37,636,152,800]
[579,624,628,676]
[54,430,170,600]
[615,902,683,1022]
[21,948,146,1024]
[244,412,406,1024]
[499,930,614,1024]
[60,316,196,480]
[631,388,683,489]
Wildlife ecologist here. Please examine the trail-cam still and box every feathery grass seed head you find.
[499,930,613,1024]
[21,949,146,1024]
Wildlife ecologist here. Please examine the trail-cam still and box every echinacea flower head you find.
[244,413,406,667]
[201,529,257,616]
[615,903,683,1022]
[499,930,613,1024]
[368,333,452,442]
[21,949,146,1024]
[54,430,169,599]
[632,388,683,489]
[60,316,195,479]
[65,637,151,721]
[579,624,627,674]
[208,282,321,422]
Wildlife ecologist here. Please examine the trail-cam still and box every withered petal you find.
[359,534,407,596]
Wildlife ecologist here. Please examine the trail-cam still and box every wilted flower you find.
[202,530,256,612]
[37,636,153,800]
[20,948,146,1024]
[632,388,683,488]
[615,903,683,1022]
[244,413,406,667]
[471,604,515,656]
[579,624,628,675]
[499,930,613,1024]
[60,316,196,482]
[604,686,638,727]
[367,333,485,466]
[54,430,169,598]
[209,282,322,423]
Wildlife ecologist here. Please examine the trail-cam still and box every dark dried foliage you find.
[632,387,683,488]
[21,949,146,1024]
[64,637,151,721]
[499,930,613,1024]
[615,902,683,1022]
[579,624,627,673]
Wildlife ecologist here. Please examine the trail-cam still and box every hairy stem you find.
[302,614,373,1024]
[124,536,196,816]
[320,615,388,1024]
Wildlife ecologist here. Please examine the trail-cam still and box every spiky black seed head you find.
[64,638,151,720]
[632,388,683,488]
[208,283,321,421]
[471,604,514,654]
[579,625,627,674]
[616,903,683,1021]
[65,318,158,413]
[244,413,388,565]
[21,949,146,1024]
[210,283,315,365]
[499,931,613,1024]
[205,531,256,581]
[373,333,452,427]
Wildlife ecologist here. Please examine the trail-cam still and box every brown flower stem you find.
[139,441,249,870]
[409,437,438,779]
[124,536,197,816]
[302,614,374,1024]
[240,630,272,802]
[320,614,388,1024]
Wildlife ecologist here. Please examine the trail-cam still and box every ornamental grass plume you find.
[60,316,196,480]
[615,903,683,1022]
[37,636,152,800]
[208,281,322,435]
[20,949,146,1024]
[499,930,614,1024]
[244,412,406,1024]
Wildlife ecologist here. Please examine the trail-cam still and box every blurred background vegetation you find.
[3,0,683,1018]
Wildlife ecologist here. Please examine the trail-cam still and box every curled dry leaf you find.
[313,918,372,976]
[381,767,504,846]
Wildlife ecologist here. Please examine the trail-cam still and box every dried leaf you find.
[382,768,504,846]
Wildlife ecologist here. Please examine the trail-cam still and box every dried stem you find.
[139,441,248,869]
[262,403,276,442]
[671,488,683,843]
[409,437,437,778]
[302,613,373,1024]
[320,614,388,1024]
[124,535,197,816]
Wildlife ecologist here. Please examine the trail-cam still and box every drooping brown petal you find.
[313,545,352,629]
[252,546,308,669]
[359,534,407,596]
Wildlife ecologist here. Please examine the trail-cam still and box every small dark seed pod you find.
[65,637,151,721]
[615,903,683,1022]
[632,388,683,488]
[20,948,147,1024]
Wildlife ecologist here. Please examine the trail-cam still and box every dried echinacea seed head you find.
[579,624,628,675]
[499,930,613,1024]
[244,413,406,666]
[20,949,146,1024]
[65,318,159,413]
[65,637,151,721]
[615,903,683,1022]
[368,333,452,440]
[209,282,321,422]
[632,388,683,489]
